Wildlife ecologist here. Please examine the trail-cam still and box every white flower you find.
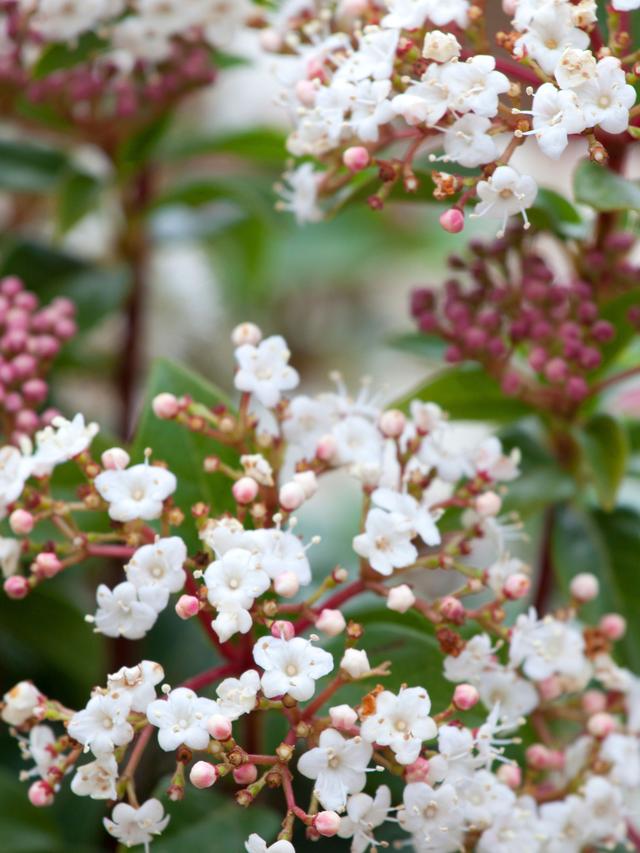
[487,555,528,594]
[0,536,21,578]
[442,115,500,168]
[245,835,295,853]
[204,548,270,610]
[25,725,56,779]
[278,164,324,225]
[106,660,164,713]
[109,16,173,69]
[392,63,451,127]
[203,0,253,49]
[437,724,480,782]
[612,0,640,8]
[0,446,32,517]
[125,537,186,612]
[337,785,391,852]
[509,609,587,681]
[335,28,399,84]
[349,78,395,143]
[372,487,441,547]
[539,795,591,853]
[477,796,544,853]
[427,0,469,26]
[1,680,42,726]
[93,582,158,640]
[332,415,384,467]
[282,395,335,459]
[31,414,98,476]
[514,4,589,75]
[600,733,640,787]
[235,335,300,408]
[71,755,118,800]
[381,0,432,29]
[478,669,539,723]
[473,166,538,235]
[212,605,253,642]
[253,635,334,701]
[298,728,372,811]
[68,694,133,757]
[30,0,116,41]
[576,56,636,134]
[398,782,465,850]
[461,770,515,830]
[554,48,597,89]
[360,687,437,764]
[104,799,170,848]
[200,516,246,556]
[240,454,274,486]
[340,648,371,679]
[95,462,177,522]
[470,437,520,482]
[444,634,495,683]
[146,687,219,752]
[518,82,586,159]
[444,55,510,117]
[582,776,626,843]
[245,528,312,585]
[216,670,260,720]
[353,508,417,576]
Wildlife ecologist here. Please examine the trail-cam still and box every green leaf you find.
[388,332,446,361]
[395,365,533,422]
[0,768,66,853]
[574,159,640,212]
[593,289,640,376]
[577,414,629,511]
[116,113,173,171]
[528,188,586,239]
[0,140,67,192]
[56,170,101,234]
[32,32,107,79]
[159,127,287,166]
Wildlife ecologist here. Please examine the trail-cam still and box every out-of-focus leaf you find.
[388,332,446,361]
[0,139,67,192]
[0,768,66,853]
[343,168,439,209]
[594,290,640,374]
[159,127,287,166]
[574,159,640,211]
[32,32,107,78]
[528,188,586,239]
[56,169,101,234]
[150,201,246,242]
[117,112,173,170]
[577,414,629,511]
[395,365,533,422]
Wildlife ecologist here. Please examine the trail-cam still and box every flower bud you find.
[34,552,62,579]
[279,481,306,511]
[439,596,465,622]
[340,648,370,678]
[439,208,465,234]
[537,676,562,701]
[316,608,346,637]
[496,763,521,788]
[587,711,616,738]
[152,392,179,419]
[293,470,318,499]
[232,477,259,505]
[273,571,300,599]
[570,572,599,602]
[387,584,415,613]
[600,613,626,640]
[3,575,29,599]
[453,683,480,711]
[28,780,53,807]
[475,491,501,517]
[233,763,258,785]
[329,704,358,730]
[343,146,370,172]
[404,757,430,783]
[295,78,317,107]
[9,508,34,535]
[271,620,295,640]
[207,714,233,741]
[231,322,262,347]
[503,573,530,600]
[101,447,130,471]
[189,761,219,789]
[422,31,461,62]
[379,409,406,438]
[316,433,338,462]
[582,689,607,714]
[526,744,555,770]
[175,595,200,620]
[314,811,341,837]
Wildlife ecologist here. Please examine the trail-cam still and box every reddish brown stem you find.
[86,544,136,560]
[302,677,346,720]
[292,579,366,635]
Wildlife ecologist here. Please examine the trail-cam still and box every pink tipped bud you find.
[538,676,562,702]
[496,763,521,788]
[22,378,47,404]
[587,711,616,738]
[295,78,317,107]
[10,508,34,535]
[453,683,480,711]
[4,575,29,599]
[316,608,346,637]
[387,584,416,614]
[231,322,262,347]
[440,596,465,623]
[475,491,502,517]
[379,408,406,438]
[503,573,530,600]
[329,704,358,730]
[15,410,39,434]
[526,744,554,770]
[101,447,130,471]
[189,761,219,789]
[314,811,341,837]
[33,552,62,579]
[1,276,23,298]
[570,572,599,602]
[343,146,370,172]
[175,595,200,620]
[28,780,54,807]
[232,476,259,505]
[233,763,258,785]
[404,757,430,784]
[316,433,338,462]
[600,613,626,640]
[279,481,306,511]
[439,208,465,234]
[273,571,300,599]
[293,470,318,499]
[271,620,295,640]
[152,392,180,419]
[207,714,233,741]
[582,689,607,714]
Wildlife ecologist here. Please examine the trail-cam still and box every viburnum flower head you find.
[103,799,170,849]
[125,537,187,611]
[253,635,334,701]
[297,728,373,811]
[95,461,177,522]
[146,687,219,751]
[234,334,300,407]
[371,487,441,547]
[360,686,437,764]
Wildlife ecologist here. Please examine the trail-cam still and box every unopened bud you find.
[387,584,416,614]
[273,571,300,598]
[439,208,465,234]
[582,690,607,714]
[231,322,262,347]
[343,146,370,172]
[537,676,562,701]
[440,596,465,622]
[4,575,29,599]
[175,595,200,620]
[152,392,179,419]
[503,573,530,600]
[453,683,480,711]
[404,757,430,783]
[293,470,318,499]
[496,763,521,788]
[587,711,616,738]
[379,409,406,438]
[34,552,62,579]
[316,608,346,637]
[329,704,358,730]
[599,613,626,640]
[232,477,259,505]
[101,447,130,471]
[316,433,338,462]
[271,620,295,640]
[233,763,258,785]
[207,715,233,741]
[475,491,501,517]
[340,648,370,678]
[189,761,219,789]
[28,780,53,807]
[279,481,306,511]
[570,572,599,602]
[9,508,34,535]
[314,811,341,837]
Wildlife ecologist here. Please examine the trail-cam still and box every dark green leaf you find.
[56,170,101,234]
[0,140,67,192]
[159,127,287,166]
[593,289,640,375]
[0,769,66,853]
[388,332,446,361]
[528,188,586,239]
[117,113,173,170]
[32,32,107,79]
[574,159,640,212]
[577,413,629,511]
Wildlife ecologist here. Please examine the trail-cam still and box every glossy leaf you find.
[578,414,629,511]
[574,159,640,212]
[388,332,447,361]
[32,32,107,78]
[528,188,586,239]
[159,127,287,166]
[56,170,101,234]
[0,140,67,192]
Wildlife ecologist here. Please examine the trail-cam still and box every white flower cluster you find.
[267,0,638,228]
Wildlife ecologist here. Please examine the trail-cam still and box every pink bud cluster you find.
[0,276,76,442]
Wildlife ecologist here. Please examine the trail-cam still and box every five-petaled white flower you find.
[95,462,177,522]
[297,728,373,812]
[234,335,300,408]
[360,686,437,765]
[146,687,219,752]
[204,547,270,610]
[93,582,158,640]
[473,166,538,236]
[125,537,187,611]
[31,413,99,477]
[106,660,164,713]
[216,670,261,720]
[68,694,134,757]
[337,785,391,853]
[353,507,417,576]
[0,446,32,518]
[103,798,170,848]
[71,755,119,800]
[253,636,334,702]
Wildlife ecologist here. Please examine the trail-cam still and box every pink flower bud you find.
[379,408,406,438]
[404,757,430,783]
[526,744,554,770]
[316,433,338,462]
[343,146,370,172]
[329,704,358,730]
[293,470,318,499]
[570,572,599,602]
[189,761,219,789]
[3,575,29,599]
[439,208,465,234]
[1,276,23,298]
[316,608,346,637]
[101,447,130,471]
[270,621,295,642]
[10,508,34,535]
[587,711,616,738]
[387,584,415,614]
[279,481,306,511]
[28,780,54,807]
[233,763,258,785]
[175,595,200,620]
[295,79,317,107]
[314,811,341,837]
[231,322,262,347]
[339,0,368,14]
[582,690,607,714]
[259,28,282,51]
[496,763,521,788]
[503,573,530,600]
[440,596,465,622]
[207,714,233,741]
[453,683,480,711]
[232,477,259,505]
[544,357,568,384]
[15,410,39,434]
[600,613,626,640]
[152,392,180,419]
[537,676,562,701]
[273,571,300,599]
[475,491,502,517]
[34,552,62,579]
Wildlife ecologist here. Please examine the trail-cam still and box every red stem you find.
[86,544,136,560]
[182,661,239,692]
[492,58,541,86]
[301,677,346,720]
[293,579,366,635]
